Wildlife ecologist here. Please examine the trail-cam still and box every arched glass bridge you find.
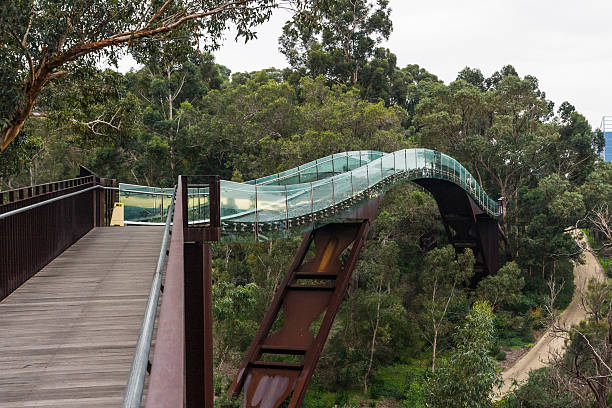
[119,148,501,239]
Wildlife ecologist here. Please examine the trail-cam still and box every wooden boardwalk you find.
[0,227,163,407]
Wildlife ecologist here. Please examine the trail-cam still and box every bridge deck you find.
[0,227,163,407]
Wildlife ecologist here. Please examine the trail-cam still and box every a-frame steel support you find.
[228,220,373,407]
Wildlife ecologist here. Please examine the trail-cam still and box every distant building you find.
[602,116,612,162]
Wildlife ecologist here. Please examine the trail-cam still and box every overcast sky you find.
[120,0,612,129]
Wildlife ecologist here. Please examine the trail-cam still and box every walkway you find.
[0,227,163,407]
[497,233,606,397]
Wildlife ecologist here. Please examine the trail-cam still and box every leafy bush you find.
[496,351,507,361]
[503,368,579,408]
[369,364,426,400]
[302,388,354,408]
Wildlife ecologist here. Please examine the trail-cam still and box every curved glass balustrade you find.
[120,149,502,234]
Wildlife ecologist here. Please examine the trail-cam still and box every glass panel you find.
[119,183,173,223]
[311,179,333,212]
[256,185,287,223]
[367,160,382,187]
[316,158,334,180]
[220,181,256,222]
[333,172,353,203]
[187,187,209,223]
[332,153,348,173]
[351,166,369,195]
[255,174,278,185]
[347,152,363,170]
[407,149,417,172]
[394,150,406,173]
[416,149,426,169]
[425,150,434,169]
[286,184,313,219]
[382,154,395,179]
[298,163,318,183]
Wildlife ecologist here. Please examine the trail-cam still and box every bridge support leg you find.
[476,215,499,276]
[184,242,214,408]
[228,220,373,408]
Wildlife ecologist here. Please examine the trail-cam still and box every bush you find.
[496,351,507,361]
[503,368,579,408]
[490,343,501,357]
[368,363,427,403]
[369,364,422,400]
[553,260,575,310]
[302,389,337,408]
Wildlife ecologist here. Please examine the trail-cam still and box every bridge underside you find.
[413,178,499,279]
[0,227,162,408]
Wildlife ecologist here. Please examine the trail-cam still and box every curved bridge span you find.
[124,149,502,408]
[123,148,501,277]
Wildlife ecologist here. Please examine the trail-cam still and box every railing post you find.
[181,175,219,408]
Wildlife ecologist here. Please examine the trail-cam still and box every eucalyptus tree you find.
[418,245,475,372]
[0,0,305,151]
[280,0,393,86]
[425,302,499,408]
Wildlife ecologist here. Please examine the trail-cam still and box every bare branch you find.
[143,0,174,30]
[22,3,34,48]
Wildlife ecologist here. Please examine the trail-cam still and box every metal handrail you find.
[122,186,177,408]
[0,185,100,220]
[0,175,94,196]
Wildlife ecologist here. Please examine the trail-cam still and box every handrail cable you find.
[122,186,177,408]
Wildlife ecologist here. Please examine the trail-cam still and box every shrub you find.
[496,351,507,361]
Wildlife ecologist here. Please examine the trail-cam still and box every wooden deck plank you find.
[0,227,163,407]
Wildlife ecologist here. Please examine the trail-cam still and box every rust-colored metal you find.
[146,177,186,408]
[147,175,219,407]
[181,175,219,407]
[229,212,376,407]
[184,242,206,406]
[0,173,115,302]
[203,243,214,407]
[413,178,500,277]
[182,175,221,242]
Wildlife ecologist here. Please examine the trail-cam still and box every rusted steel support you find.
[181,175,218,407]
[203,243,214,406]
[184,242,206,406]
[183,242,214,408]
[476,215,499,276]
[229,218,375,408]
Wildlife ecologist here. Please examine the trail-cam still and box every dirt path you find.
[496,233,606,398]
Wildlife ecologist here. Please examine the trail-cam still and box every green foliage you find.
[280,0,392,85]
[418,245,475,370]
[369,364,427,401]
[580,161,612,211]
[502,368,579,408]
[476,261,525,311]
[425,302,500,408]
[0,0,298,150]
[212,281,260,352]
[302,388,349,408]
